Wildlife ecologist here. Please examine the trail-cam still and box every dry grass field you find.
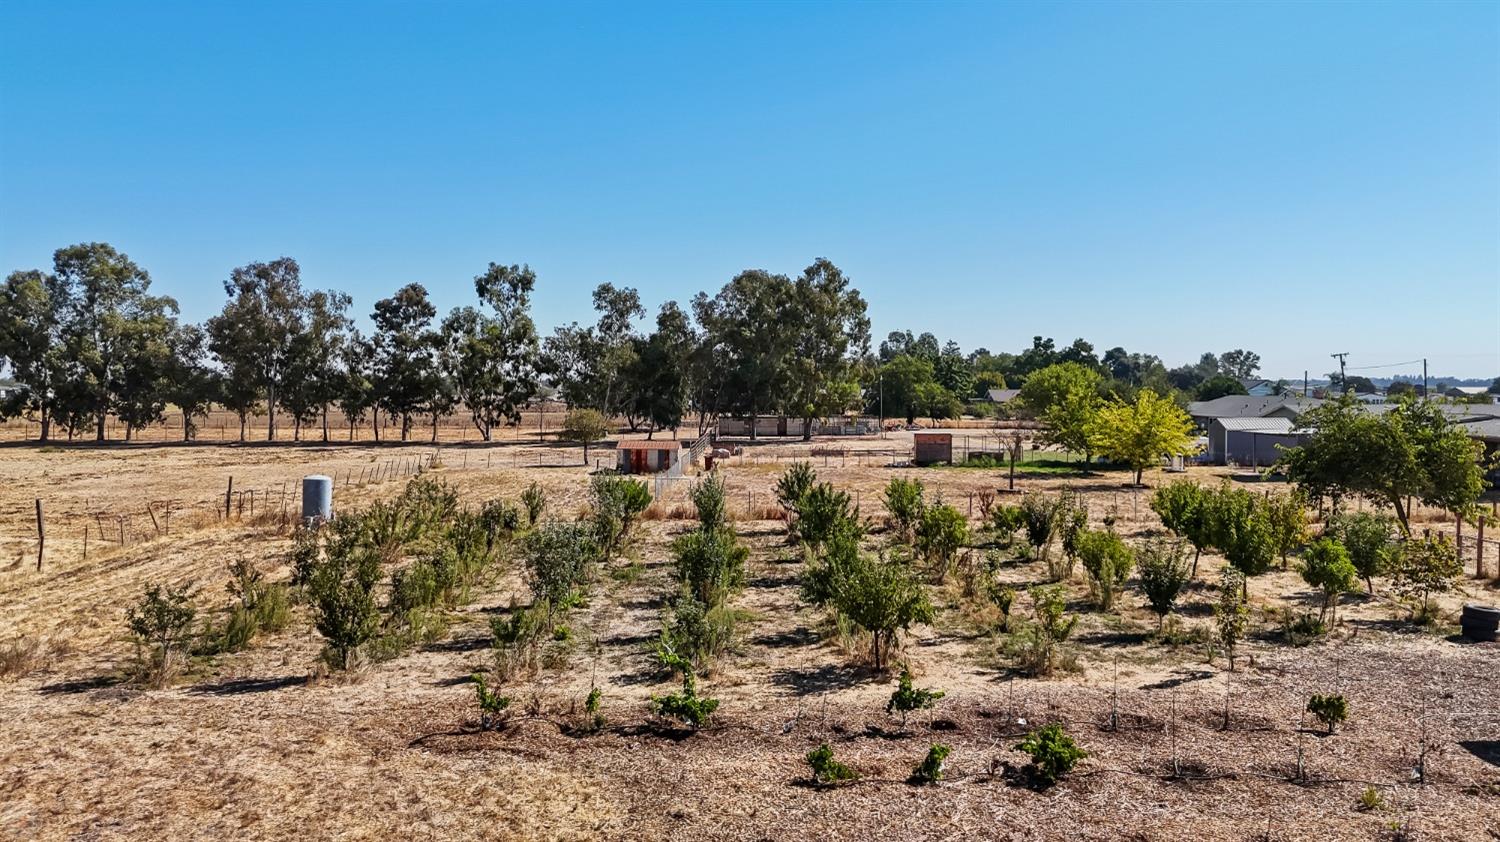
[1,428,1498,841]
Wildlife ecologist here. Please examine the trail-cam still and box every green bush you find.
[1150,480,1213,576]
[886,668,945,727]
[1329,512,1395,593]
[1018,492,1064,563]
[656,596,738,671]
[1214,569,1250,671]
[911,743,950,784]
[306,534,383,671]
[883,477,926,542]
[522,522,601,627]
[1075,529,1134,610]
[1306,693,1349,734]
[690,474,729,531]
[1014,723,1086,786]
[1208,485,1275,582]
[797,483,859,552]
[591,475,652,551]
[1136,538,1191,629]
[1056,497,1088,579]
[126,584,197,687]
[989,584,1017,632]
[491,599,548,680]
[521,481,547,527]
[584,685,605,731]
[915,502,969,578]
[1004,585,1077,677]
[1300,538,1359,625]
[472,671,511,729]
[777,462,816,538]
[479,498,522,546]
[806,742,858,786]
[650,668,719,729]
[1388,533,1462,624]
[801,541,933,671]
[672,526,748,607]
[988,504,1024,545]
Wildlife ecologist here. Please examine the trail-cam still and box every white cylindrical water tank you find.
[302,475,333,523]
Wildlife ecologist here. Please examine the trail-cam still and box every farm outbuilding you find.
[615,440,684,474]
[913,432,953,466]
[1206,416,1308,466]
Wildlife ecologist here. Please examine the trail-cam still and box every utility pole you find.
[1330,352,1349,393]
[1303,370,1309,398]
[1422,358,1428,397]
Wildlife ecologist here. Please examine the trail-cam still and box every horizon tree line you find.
[9,241,1479,446]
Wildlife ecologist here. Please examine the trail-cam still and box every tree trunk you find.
[293,417,301,442]
[39,409,50,443]
[238,414,247,442]
[349,417,356,441]
[431,414,438,443]
[266,386,278,441]
[183,412,192,441]
[802,418,813,441]
[372,408,381,443]
[321,406,329,442]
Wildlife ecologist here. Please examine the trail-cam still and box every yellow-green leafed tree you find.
[1089,389,1195,486]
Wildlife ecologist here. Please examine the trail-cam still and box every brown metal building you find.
[615,440,684,474]
[913,432,953,466]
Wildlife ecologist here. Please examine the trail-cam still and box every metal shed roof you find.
[1213,417,1297,433]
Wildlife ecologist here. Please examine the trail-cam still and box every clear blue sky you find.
[2,1,1497,380]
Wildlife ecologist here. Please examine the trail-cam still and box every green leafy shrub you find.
[989,584,1017,632]
[915,502,969,578]
[1004,585,1078,676]
[591,475,652,551]
[479,498,522,547]
[1075,529,1134,610]
[672,526,748,607]
[491,599,547,680]
[398,477,461,538]
[126,584,197,687]
[584,686,605,731]
[1262,491,1309,567]
[1055,496,1088,581]
[1136,538,1191,629]
[1208,485,1275,583]
[1300,538,1359,625]
[521,481,547,526]
[656,596,739,671]
[883,477,926,542]
[1014,723,1086,786]
[1018,492,1064,564]
[886,668,944,727]
[522,522,601,627]
[1214,569,1250,671]
[911,743,950,784]
[306,535,383,671]
[988,504,1024,546]
[1150,479,1213,576]
[1307,693,1349,733]
[1275,607,1327,645]
[1329,512,1395,593]
[801,541,934,671]
[472,672,511,729]
[650,669,719,729]
[806,742,858,786]
[690,474,729,531]
[1388,533,1462,624]
[797,483,859,553]
[777,462,816,538]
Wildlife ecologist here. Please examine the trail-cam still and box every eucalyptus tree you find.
[624,301,694,437]
[160,323,219,441]
[335,330,375,441]
[439,262,541,441]
[206,257,311,441]
[692,269,797,440]
[280,290,352,441]
[783,259,870,440]
[371,283,440,441]
[543,282,644,417]
[0,269,66,440]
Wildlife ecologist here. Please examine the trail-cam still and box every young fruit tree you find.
[1214,569,1250,671]
[1388,532,1463,624]
[1328,512,1395,593]
[1150,479,1213,576]
[1088,389,1196,486]
[561,408,609,464]
[1075,529,1135,611]
[125,584,197,688]
[802,542,933,671]
[1299,538,1359,625]
[886,668,945,729]
[1014,723,1086,787]
[1136,538,1192,629]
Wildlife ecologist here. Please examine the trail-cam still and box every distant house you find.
[1354,392,1387,405]
[1455,386,1500,404]
[1238,378,1277,397]
[1204,416,1307,466]
[1186,394,1321,428]
[986,388,1021,405]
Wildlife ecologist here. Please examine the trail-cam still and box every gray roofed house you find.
[986,388,1021,404]
[1187,394,1322,427]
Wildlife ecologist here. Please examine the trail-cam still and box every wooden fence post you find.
[225,476,234,519]
[34,498,44,571]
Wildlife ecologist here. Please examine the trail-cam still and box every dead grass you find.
[0,431,1496,839]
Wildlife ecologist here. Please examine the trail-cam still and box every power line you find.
[1345,358,1424,372]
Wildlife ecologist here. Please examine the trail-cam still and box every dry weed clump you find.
[0,635,57,680]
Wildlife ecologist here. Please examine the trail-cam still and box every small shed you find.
[615,440,684,474]
[913,432,953,466]
[1207,416,1306,466]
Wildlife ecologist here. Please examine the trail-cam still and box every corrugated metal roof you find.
[1461,418,1500,441]
[1215,417,1297,433]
